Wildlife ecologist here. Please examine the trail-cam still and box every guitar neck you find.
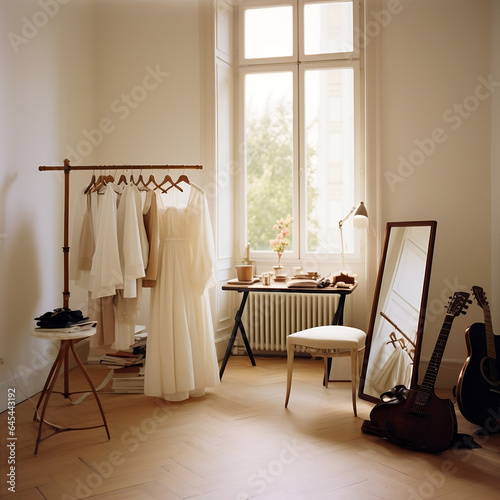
[483,305,497,359]
[417,314,454,403]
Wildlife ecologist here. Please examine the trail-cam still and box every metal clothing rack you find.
[39,158,203,309]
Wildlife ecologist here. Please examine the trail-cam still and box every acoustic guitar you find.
[456,286,500,429]
[365,292,470,453]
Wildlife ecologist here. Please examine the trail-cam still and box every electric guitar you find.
[456,286,500,429]
[364,292,470,453]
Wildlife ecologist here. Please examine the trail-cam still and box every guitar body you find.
[363,291,470,453]
[456,322,500,428]
[368,388,457,453]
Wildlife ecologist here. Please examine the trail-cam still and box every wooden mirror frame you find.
[358,220,437,403]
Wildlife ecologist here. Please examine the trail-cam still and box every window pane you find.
[304,1,353,55]
[304,67,354,253]
[245,72,294,251]
[245,6,293,59]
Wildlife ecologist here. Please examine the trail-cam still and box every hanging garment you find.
[88,294,115,346]
[370,344,412,395]
[90,184,123,299]
[113,290,140,350]
[113,183,149,349]
[71,181,151,348]
[78,192,95,272]
[70,187,95,291]
[144,183,220,402]
[116,184,149,298]
[142,189,161,288]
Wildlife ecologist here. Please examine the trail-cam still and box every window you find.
[239,0,363,262]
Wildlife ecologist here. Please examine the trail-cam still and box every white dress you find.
[90,184,123,299]
[144,183,220,401]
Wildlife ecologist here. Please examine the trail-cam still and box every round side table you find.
[31,328,110,455]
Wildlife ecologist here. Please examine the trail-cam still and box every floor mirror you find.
[359,221,437,403]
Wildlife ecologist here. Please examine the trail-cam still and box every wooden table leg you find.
[34,341,68,455]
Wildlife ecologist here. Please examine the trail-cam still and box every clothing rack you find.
[39,158,203,309]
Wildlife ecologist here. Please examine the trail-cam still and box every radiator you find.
[239,293,340,353]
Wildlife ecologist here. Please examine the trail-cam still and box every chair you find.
[285,325,366,416]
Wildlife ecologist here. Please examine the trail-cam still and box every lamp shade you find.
[353,201,368,228]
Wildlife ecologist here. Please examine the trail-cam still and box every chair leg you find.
[323,356,329,388]
[350,348,357,417]
[285,346,294,408]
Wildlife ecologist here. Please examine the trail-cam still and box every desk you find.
[220,281,357,379]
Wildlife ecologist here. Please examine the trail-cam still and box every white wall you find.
[374,0,492,387]
[0,0,98,409]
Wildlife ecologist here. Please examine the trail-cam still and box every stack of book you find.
[131,329,147,350]
[111,365,145,394]
[100,351,144,367]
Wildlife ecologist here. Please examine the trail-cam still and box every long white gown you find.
[144,183,220,401]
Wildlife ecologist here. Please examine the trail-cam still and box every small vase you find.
[274,252,284,276]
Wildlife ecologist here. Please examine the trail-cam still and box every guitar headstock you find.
[472,285,489,310]
[447,291,471,317]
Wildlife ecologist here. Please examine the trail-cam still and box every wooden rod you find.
[63,159,70,308]
[380,311,416,348]
[39,163,203,171]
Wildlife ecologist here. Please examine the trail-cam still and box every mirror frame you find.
[358,220,437,403]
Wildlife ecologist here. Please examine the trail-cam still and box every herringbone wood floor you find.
[2,356,500,499]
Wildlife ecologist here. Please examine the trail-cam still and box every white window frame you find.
[237,0,364,268]
[238,0,297,66]
[298,58,363,262]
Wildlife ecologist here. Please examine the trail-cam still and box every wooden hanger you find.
[175,174,190,185]
[165,173,190,193]
[158,174,182,192]
[387,331,406,349]
[84,173,96,194]
[145,174,167,193]
[131,172,148,190]
[117,173,128,185]
[90,174,114,193]
[386,331,415,361]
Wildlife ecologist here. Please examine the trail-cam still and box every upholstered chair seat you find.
[285,325,366,416]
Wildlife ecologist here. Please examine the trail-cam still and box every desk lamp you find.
[335,201,368,284]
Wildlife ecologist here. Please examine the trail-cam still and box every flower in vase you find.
[269,215,293,259]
